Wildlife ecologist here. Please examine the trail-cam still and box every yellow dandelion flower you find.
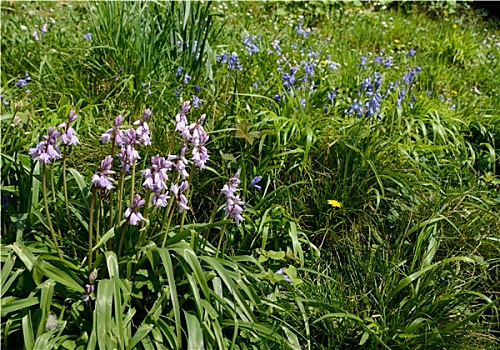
[453,24,458,29]
[451,90,458,95]
[356,7,361,11]
[328,200,342,208]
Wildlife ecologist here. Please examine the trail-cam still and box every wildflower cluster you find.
[29,110,80,164]
[216,52,243,71]
[16,73,31,88]
[243,34,260,55]
[295,21,311,38]
[141,155,173,208]
[32,23,48,41]
[175,102,210,170]
[344,50,422,119]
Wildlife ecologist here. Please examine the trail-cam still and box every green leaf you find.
[359,332,369,345]
[10,241,36,271]
[33,257,84,293]
[158,248,182,348]
[36,280,55,338]
[68,168,90,201]
[93,228,115,251]
[184,311,204,350]
[267,250,285,260]
[96,279,116,350]
[1,296,39,317]
[235,123,260,145]
[105,252,127,349]
[22,311,35,350]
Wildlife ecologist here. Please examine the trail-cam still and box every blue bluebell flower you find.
[176,66,184,77]
[346,99,364,118]
[250,176,262,190]
[192,95,201,108]
[243,34,260,55]
[228,52,243,71]
[282,67,298,90]
[384,57,392,68]
[328,87,339,102]
[216,53,229,64]
[397,89,406,108]
[271,40,281,55]
[295,21,311,38]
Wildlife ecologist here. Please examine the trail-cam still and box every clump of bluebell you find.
[345,51,422,120]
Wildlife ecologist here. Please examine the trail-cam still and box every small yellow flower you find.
[394,39,400,44]
[451,90,458,95]
[453,24,458,29]
[356,7,361,11]
[328,200,342,208]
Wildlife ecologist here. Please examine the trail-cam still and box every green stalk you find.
[116,168,126,224]
[129,160,136,205]
[179,164,196,233]
[118,221,130,258]
[42,165,63,259]
[96,189,102,252]
[161,197,176,248]
[156,172,180,238]
[107,188,115,251]
[107,143,116,250]
[137,189,152,247]
[215,224,227,258]
[62,145,76,257]
[142,189,152,223]
[49,163,62,240]
[88,187,97,274]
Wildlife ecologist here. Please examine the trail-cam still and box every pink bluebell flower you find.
[124,194,146,225]
[91,156,115,190]
[29,127,62,164]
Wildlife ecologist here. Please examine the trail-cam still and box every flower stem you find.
[88,187,97,274]
[116,168,126,224]
[129,160,136,206]
[107,189,114,251]
[215,224,227,258]
[62,145,76,257]
[42,165,63,259]
[161,197,176,248]
[179,165,196,233]
[118,221,130,258]
[108,142,116,231]
[49,163,62,240]
[95,189,102,260]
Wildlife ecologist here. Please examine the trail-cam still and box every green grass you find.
[1,1,499,349]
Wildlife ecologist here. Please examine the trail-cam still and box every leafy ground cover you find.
[1,1,499,349]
